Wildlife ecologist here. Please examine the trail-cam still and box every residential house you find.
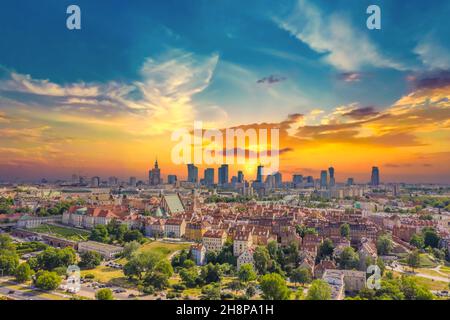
[164,218,186,238]
[202,230,227,252]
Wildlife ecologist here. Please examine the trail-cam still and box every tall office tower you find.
[231,176,238,185]
[393,184,400,197]
[129,176,137,187]
[149,159,162,185]
[306,176,314,184]
[293,174,303,186]
[320,170,328,189]
[273,172,282,187]
[79,176,87,185]
[347,178,354,186]
[71,174,79,184]
[204,168,214,186]
[108,176,118,186]
[218,164,229,185]
[187,164,198,183]
[256,165,264,182]
[371,166,380,186]
[167,175,177,184]
[91,176,100,188]
[328,167,335,187]
[265,174,275,189]
[237,171,244,183]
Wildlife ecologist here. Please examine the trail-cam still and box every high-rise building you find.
[256,165,263,183]
[204,168,214,186]
[320,170,328,189]
[168,175,177,184]
[237,171,244,183]
[91,176,100,188]
[187,164,198,183]
[347,178,354,186]
[265,174,275,189]
[371,167,380,186]
[306,176,314,184]
[79,176,87,185]
[329,167,335,187]
[129,176,137,187]
[273,172,282,187]
[293,174,303,186]
[149,159,162,185]
[108,176,118,186]
[218,164,229,185]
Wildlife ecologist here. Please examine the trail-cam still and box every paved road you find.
[0,282,49,300]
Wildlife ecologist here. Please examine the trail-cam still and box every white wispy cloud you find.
[0,49,220,136]
[414,36,450,70]
[274,0,404,72]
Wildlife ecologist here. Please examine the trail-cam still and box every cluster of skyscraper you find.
[186,164,244,187]
[71,162,380,189]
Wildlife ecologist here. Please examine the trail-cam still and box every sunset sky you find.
[0,0,450,183]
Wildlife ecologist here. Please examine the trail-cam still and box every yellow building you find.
[185,221,207,241]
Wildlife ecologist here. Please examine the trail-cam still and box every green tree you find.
[78,251,102,269]
[253,246,271,274]
[200,263,222,284]
[182,259,195,269]
[15,262,33,283]
[376,235,393,255]
[376,279,405,300]
[0,250,19,275]
[0,234,15,251]
[107,219,128,242]
[246,283,257,298]
[35,271,61,290]
[267,240,278,260]
[400,276,433,300]
[123,251,162,280]
[200,284,221,300]
[238,264,257,283]
[259,273,290,300]
[215,240,237,266]
[123,229,144,243]
[89,225,110,243]
[122,241,141,259]
[33,247,76,271]
[96,288,114,300]
[144,271,169,290]
[306,280,332,300]
[290,267,312,286]
[339,247,360,270]
[171,249,191,268]
[295,225,318,238]
[154,259,174,277]
[407,250,421,272]
[422,228,440,249]
[410,234,424,249]
[317,238,334,262]
[179,267,199,288]
[339,223,350,239]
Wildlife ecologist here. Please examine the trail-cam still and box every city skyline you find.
[0,1,450,183]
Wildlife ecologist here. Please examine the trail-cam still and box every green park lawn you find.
[80,240,190,287]
[81,265,125,284]
[392,271,448,291]
[399,253,438,268]
[137,240,191,258]
[30,224,90,241]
